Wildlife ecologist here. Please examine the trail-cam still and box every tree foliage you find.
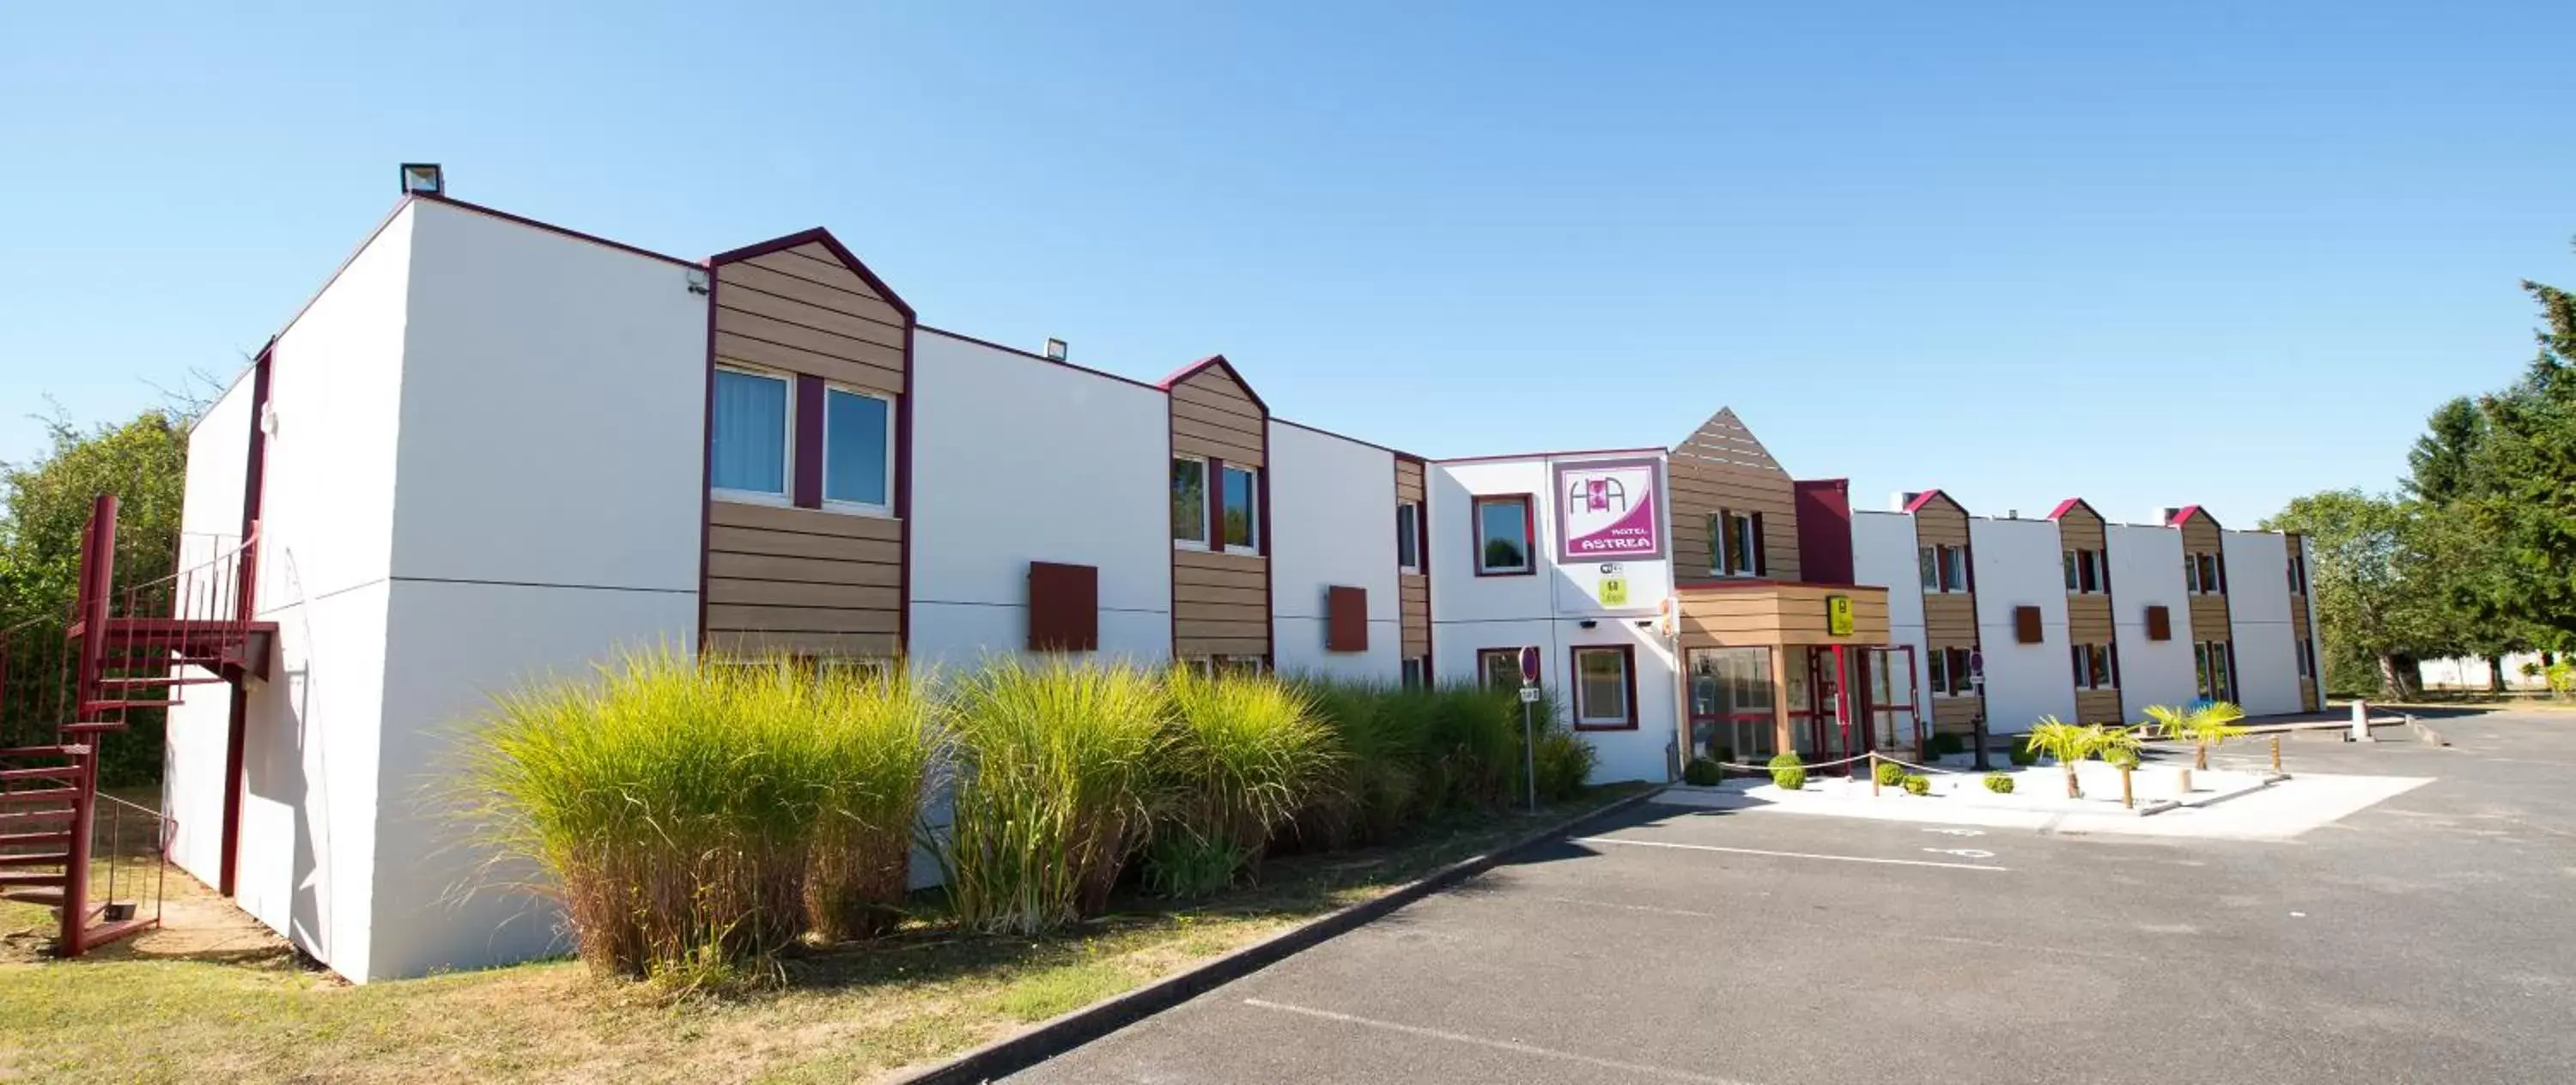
[0,409,192,784]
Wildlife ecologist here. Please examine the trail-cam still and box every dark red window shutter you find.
[1325,586,1368,652]
[793,374,825,508]
[2144,604,2171,641]
[1028,561,1100,652]
[1750,512,1767,576]
[2014,606,2042,645]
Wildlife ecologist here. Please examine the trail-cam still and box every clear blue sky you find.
[5,2,2570,529]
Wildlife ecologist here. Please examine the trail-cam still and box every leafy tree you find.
[2403,397,2488,506]
[1,409,191,785]
[2455,272,2576,649]
[2263,490,2450,698]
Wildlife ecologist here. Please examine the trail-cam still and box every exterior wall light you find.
[400,163,444,196]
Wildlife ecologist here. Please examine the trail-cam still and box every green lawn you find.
[0,785,1642,1083]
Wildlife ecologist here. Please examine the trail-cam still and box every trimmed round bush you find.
[1767,751,1806,791]
[1682,757,1724,787]
[1984,773,2015,794]
[1874,760,1908,787]
[2007,743,2039,767]
[1901,773,1931,797]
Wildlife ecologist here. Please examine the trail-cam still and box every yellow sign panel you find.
[1826,594,1855,637]
[1601,577,1630,607]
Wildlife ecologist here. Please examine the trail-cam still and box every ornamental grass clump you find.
[1292,681,1425,847]
[1150,668,1343,896]
[937,656,1164,935]
[803,665,946,942]
[458,648,852,981]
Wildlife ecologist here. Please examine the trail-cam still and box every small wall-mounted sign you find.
[1826,594,1855,637]
[1601,577,1631,607]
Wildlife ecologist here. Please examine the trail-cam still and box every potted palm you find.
[2145,702,2246,770]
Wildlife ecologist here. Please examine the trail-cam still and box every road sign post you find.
[1519,646,1542,812]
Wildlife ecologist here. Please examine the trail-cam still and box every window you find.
[1478,647,1529,690]
[821,387,892,510]
[2070,643,2118,689]
[1922,544,1971,592]
[2188,553,2225,595]
[1181,655,1268,678]
[1712,510,1762,576]
[2294,639,2314,679]
[1473,495,1534,575]
[1571,645,1635,730]
[1221,464,1260,552]
[1928,646,1975,696]
[2287,553,2309,596]
[710,367,791,497]
[1401,656,1430,689]
[2195,641,2233,700]
[2063,549,2104,594]
[1396,501,1422,573]
[1686,646,1775,761]
[1171,458,1208,546]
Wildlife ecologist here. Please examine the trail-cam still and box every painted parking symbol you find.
[1923,847,1996,859]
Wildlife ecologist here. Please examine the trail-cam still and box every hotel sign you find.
[1826,595,1855,637]
[1554,458,1665,562]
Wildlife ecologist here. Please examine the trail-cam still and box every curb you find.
[891,786,1662,1085]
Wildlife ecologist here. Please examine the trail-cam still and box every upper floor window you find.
[821,386,892,512]
[1396,501,1423,573]
[2287,553,2309,596]
[1919,544,1971,593]
[1171,457,1208,547]
[2186,552,2225,595]
[1474,495,1534,575]
[1711,509,1763,577]
[711,367,790,498]
[2062,549,2105,594]
[1221,464,1260,552]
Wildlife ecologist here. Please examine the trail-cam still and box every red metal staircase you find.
[0,494,272,957]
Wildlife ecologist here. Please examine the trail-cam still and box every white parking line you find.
[1571,835,2010,871]
[1241,997,1761,1085]
[1532,897,2146,961]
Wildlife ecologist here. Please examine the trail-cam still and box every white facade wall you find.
[164,371,256,886]
[357,203,710,982]
[229,204,416,981]
[1850,511,1931,712]
[1267,421,1400,682]
[1969,518,2075,732]
[1429,454,1677,785]
[2223,530,2302,716]
[908,332,1173,668]
[2105,524,2198,713]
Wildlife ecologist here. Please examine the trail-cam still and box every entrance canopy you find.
[1674,579,1891,649]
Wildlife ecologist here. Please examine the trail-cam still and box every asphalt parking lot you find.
[1008,712,2576,1084]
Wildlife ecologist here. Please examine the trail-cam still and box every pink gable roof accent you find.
[2047,498,2097,521]
[708,227,915,320]
[2167,504,2215,528]
[1903,488,1952,513]
[1156,354,1269,414]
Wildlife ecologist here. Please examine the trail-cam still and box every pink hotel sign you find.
[1553,458,1666,561]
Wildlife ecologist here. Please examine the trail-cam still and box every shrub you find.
[1528,719,1598,802]
[1874,760,1908,787]
[1984,773,2015,794]
[1901,773,1930,796]
[805,664,945,942]
[1767,751,1806,791]
[1295,681,1425,846]
[1928,731,1967,757]
[459,648,857,981]
[1682,757,1724,787]
[1155,668,1343,892]
[2006,743,2038,767]
[1425,684,1522,809]
[938,656,1165,935]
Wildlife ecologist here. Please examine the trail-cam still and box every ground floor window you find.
[1181,655,1268,678]
[1477,647,1528,690]
[1926,646,1975,696]
[2069,643,2119,689]
[1571,645,1636,730]
[1401,655,1431,689]
[1686,646,1774,762]
[2195,641,2233,701]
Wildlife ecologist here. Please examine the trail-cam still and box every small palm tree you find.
[2022,717,2102,799]
[2146,702,2246,770]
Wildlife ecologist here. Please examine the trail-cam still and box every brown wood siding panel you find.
[2056,506,2106,552]
[708,552,902,587]
[718,262,908,330]
[712,501,903,540]
[1175,618,1271,641]
[2068,597,2114,643]
[1174,600,1273,622]
[714,331,904,397]
[1170,393,1263,431]
[1399,573,1431,657]
[1931,696,1984,730]
[2300,678,2318,712]
[1175,637,1272,658]
[709,523,902,563]
[1394,461,1426,504]
[1674,588,1889,647]
[1912,498,1970,547]
[708,579,901,610]
[1668,464,1802,582]
[707,604,901,635]
[1175,585,1267,609]
[2074,689,2125,724]
[1172,549,1268,658]
[717,307,908,376]
[719,281,907,351]
[1923,594,1978,644]
[2190,597,2233,642]
[708,630,901,658]
[1170,415,1265,464]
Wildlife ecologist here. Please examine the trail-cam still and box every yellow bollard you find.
[2272,735,2282,773]
[1868,752,1881,797]
[2120,764,2135,809]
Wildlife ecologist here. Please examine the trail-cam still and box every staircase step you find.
[0,766,81,784]
[0,745,89,759]
[58,722,125,736]
[0,830,74,849]
[81,700,179,712]
[0,807,76,827]
[78,912,159,950]
[97,676,231,688]
[3,887,67,906]
[0,852,69,868]
[0,787,80,807]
